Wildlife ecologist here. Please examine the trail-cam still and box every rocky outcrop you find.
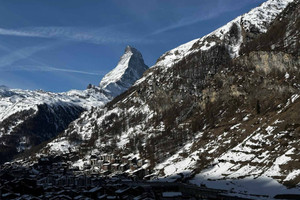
[99,46,148,97]
[240,0,300,56]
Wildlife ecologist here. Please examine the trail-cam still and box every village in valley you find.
[0,145,254,200]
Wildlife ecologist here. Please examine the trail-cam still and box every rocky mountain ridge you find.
[0,46,148,164]
[99,46,148,97]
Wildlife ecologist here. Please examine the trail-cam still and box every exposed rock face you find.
[0,46,148,164]
[30,0,300,197]
[99,46,148,97]
[240,0,300,56]
[237,51,300,74]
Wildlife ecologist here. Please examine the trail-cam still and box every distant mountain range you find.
[0,46,148,164]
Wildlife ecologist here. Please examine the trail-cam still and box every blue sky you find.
[0,0,264,92]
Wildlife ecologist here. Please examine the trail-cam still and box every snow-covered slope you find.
[27,0,300,198]
[152,0,293,70]
[44,0,295,159]
[99,46,148,97]
[0,46,148,163]
[0,87,86,163]
[0,87,109,123]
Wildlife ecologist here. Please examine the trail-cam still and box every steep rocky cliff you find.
[99,46,148,97]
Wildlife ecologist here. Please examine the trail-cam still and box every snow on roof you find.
[88,186,102,193]
[115,187,130,194]
[162,192,182,197]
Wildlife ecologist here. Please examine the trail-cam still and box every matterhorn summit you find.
[99,45,148,97]
[0,46,149,164]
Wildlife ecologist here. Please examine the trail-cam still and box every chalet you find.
[110,157,116,164]
[74,195,88,200]
[130,164,138,171]
[128,157,137,165]
[143,174,157,180]
[121,155,130,164]
[79,143,92,156]
[161,192,183,199]
[102,163,111,171]
[111,163,120,172]
[101,170,111,176]
[83,162,91,170]
[113,157,121,164]
[137,159,144,167]
[99,154,106,161]
[132,168,147,179]
[90,155,98,166]
[115,186,131,196]
[90,169,100,176]
[100,154,114,162]
[2,193,20,199]
[120,163,128,171]
[98,194,107,199]
[106,195,117,199]
[86,186,104,199]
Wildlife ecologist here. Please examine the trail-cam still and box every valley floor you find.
[1,156,299,200]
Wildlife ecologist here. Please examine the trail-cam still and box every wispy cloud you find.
[9,65,107,76]
[0,43,57,68]
[149,0,262,35]
[150,12,218,35]
[42,66,106,76]
[0,26,151,44]
[0,43,107,76]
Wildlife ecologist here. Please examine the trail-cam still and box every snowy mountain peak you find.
[0,46,149,163]
[240,0,295,33]
[99,46,148,97]
[125,45,138,53]
[153,0,294,70]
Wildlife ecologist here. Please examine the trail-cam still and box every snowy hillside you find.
[46,0,295,154]
[152,0,293,70]
[0,46,148,164]
[0,87,109,123]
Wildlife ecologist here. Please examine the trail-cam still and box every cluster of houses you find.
[0,155,156,200]
[76,152,151,180]
[0,152,261,200]
[72,142,153,180]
